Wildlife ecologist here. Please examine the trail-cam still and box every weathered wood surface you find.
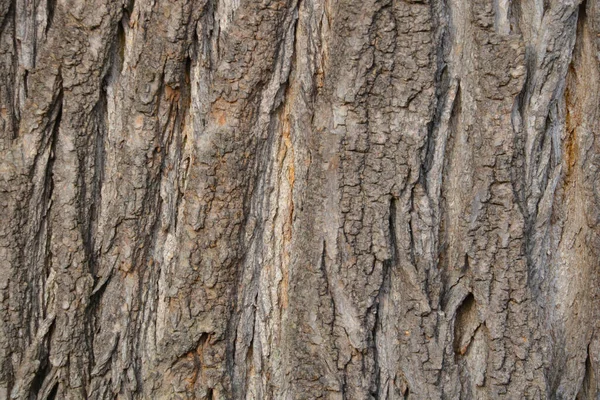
[1,0,600,398]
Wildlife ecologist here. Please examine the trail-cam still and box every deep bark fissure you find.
[45,0,56,36]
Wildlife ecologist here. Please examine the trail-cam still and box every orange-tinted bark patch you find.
[164,85,180,102]
[211,99,233,126]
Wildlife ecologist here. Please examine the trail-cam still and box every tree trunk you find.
[1,0,600,398]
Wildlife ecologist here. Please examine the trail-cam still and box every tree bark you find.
[1,0,600,398]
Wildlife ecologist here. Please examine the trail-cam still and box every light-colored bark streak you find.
[1,0,600,399]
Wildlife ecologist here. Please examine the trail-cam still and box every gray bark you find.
[1,0,600,398]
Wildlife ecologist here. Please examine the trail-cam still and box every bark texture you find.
[2,0,600,398]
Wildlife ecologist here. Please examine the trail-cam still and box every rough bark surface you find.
[1,0,600,398]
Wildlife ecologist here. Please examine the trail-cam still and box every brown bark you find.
[1,0,600,398]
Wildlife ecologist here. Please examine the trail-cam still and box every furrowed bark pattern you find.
[1,0,600,399]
